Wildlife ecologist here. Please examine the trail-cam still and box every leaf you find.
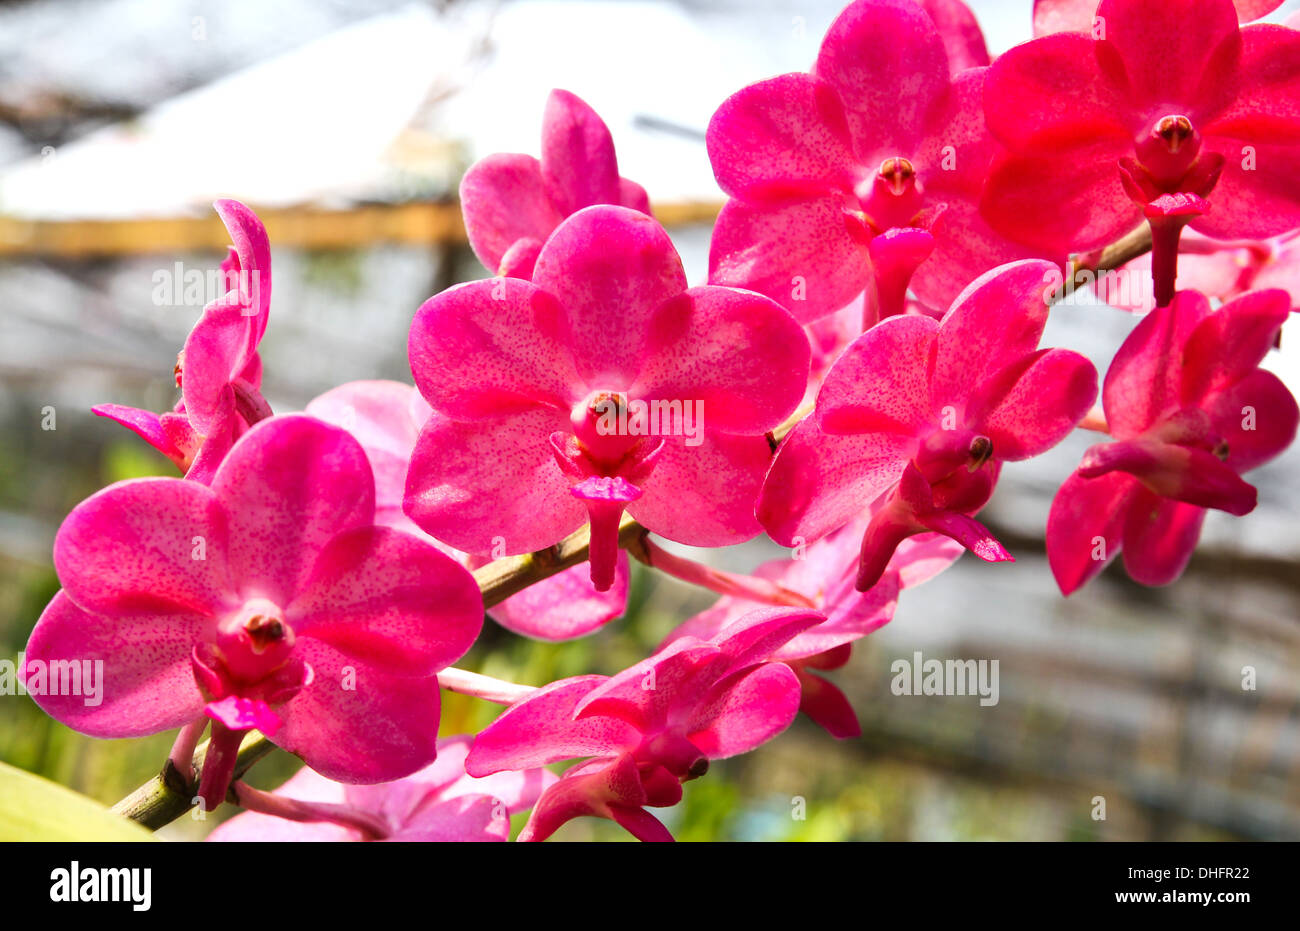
[0,761,157,841]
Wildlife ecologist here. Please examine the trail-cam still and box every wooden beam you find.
[0,200,724,258]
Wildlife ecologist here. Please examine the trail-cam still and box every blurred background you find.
[2,0,1299,841]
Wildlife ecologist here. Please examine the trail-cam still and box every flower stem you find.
[1068,224,1154,284]
[166,716,207,785]
[233,782,390,839]
[438,667,536,705]
[629,534,816,608]
[1078,405,1109,435]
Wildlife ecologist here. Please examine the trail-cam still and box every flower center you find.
[213,598,296,684]
[639,730,709,781]
[879,156,916,196]
[913,429,997,513]
[967,435,994,469]
[917,429,993,479]
[855,156,926,233]
[245,613,285,651]
[1135,113,1202,188]
[569,389,659,470]
[1155,115,1194,154]
[553,391,669,592]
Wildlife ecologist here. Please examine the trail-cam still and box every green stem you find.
[111,730,273,831]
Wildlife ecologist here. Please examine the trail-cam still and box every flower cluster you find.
[22,0,1299,841]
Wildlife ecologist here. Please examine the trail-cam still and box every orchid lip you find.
[1077,437,1254,515]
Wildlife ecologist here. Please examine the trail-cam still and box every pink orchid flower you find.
[404,205,810,592]
[663,518,962,738]
[1033,0,1284,37]
[706,0,1046,325]
[207,737,555,842]
[22,414,483,811]
[920,0,991,73]
[804,294,947,408]
[983,0,1300,306]
[95,199,274,482]
[1097,229,1300,314]
[466,606,826,841]
[460,89,650,279]
[804,301,868,407]
[1047,289,1297,593]
[1245,233,1300,309]
[759,260,1098,591]
[307,380,629,640]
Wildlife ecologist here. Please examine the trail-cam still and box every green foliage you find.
[676,771,740,841]
[101,439,173,482]
[0,760,156,841]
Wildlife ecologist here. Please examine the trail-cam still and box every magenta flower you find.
[1097,229,1300,314]
[479,553,630,641]
[207,737,555,842]
[804,295,949,411]
[95,199,274,482]
[466,606,825,841]
[919,0,991,73]
[759,260,1098,591]
[706,0,1044,324]
[1047,289,1297,593]
[404,204,810,591]
[307,380,630,640]
[305,380,436,541]
[22,414,483,810]
[663,517,962,738]
[1241,234,1300,309]
[803,303,867,406]
[1032,0,1283,36]
[460,89,650,279]
[983,0,1300,306]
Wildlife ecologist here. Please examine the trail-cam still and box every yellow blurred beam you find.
[0,200,723,258]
